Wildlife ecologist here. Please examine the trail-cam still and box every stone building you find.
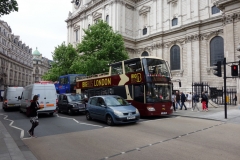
[32,48,52,83]
[0,20,33,90]
[66,0,240,91]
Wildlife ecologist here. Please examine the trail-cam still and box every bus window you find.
[64,77,68,84]
[60,77,65,85]
[111,64,122,75]
[124,59,142,73]
[134,84,144,103]
[146,83,172,103]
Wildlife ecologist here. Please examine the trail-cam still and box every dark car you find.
[57,93,87,115]
[86,95,140,126]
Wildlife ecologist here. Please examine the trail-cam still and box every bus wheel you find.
[106,115,114,126]
[86,111,92,120]
[68,109,73,116]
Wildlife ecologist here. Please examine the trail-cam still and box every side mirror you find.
[101,104,106,108]
[18,96,22,100]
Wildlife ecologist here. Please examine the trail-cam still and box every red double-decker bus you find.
[76,56,173,116]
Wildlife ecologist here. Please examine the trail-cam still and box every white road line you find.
[0,113,25,139]
[121,152,125,154]
[56,114,103,127]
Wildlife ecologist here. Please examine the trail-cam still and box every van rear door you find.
[43,85,57,111]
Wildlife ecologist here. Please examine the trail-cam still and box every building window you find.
[143,28,147,35]
[141,51,149,56]
[210,36,224,66]
[212,6,220,14]
[75,30,78,42]
[106,15,109,24]
[172,18,178,26]
[170,45,180,70]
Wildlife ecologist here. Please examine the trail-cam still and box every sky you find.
[1,0,72,60]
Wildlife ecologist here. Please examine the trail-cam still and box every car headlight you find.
[113,110,123,116]
[147,106,155,111]
[71,104,77,108]
[136,108,140,114]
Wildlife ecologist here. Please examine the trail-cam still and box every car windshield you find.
[104,96,129,106]
[67,94,82,102]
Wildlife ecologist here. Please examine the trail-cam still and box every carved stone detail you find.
[139,6,151,15]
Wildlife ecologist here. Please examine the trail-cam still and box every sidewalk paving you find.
[172,105,240,122]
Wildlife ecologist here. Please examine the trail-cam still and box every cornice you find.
[215,0,240,10]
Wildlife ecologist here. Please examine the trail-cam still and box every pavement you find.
[0,102,240,160]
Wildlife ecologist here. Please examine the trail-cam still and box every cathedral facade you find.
[66,0,240,92]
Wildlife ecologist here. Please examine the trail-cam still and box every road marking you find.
[56,114,103,127]
[0,113,24,138]
[101,122,226,159]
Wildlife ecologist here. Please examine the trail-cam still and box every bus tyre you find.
[68,109,73,116]
[86,111,92,120]
[106,115,114,126]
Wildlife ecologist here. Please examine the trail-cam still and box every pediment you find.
[93,12,102,20]
[139,6,151,15]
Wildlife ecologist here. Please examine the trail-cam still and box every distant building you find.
[66,0,240,91]
[32,48,52,83]
[0,20,33,90]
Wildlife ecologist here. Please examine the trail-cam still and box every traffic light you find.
[213,61,222,77]
[231,65,238,76]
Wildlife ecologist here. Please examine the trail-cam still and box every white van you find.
[2,87,24,111]
[19,84,57,116]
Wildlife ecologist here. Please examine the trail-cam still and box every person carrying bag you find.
[27,95,40,138]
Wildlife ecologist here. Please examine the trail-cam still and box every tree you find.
[0,0,18,17]
[42,42,78,81]
[71,20,129,75]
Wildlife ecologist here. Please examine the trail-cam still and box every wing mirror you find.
[101,104,107,108]
[18,96,22,100]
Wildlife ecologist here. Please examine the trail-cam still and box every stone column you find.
[186,39,193,86]
[192,37,201,82]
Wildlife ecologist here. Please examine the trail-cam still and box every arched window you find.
[210,36,224,66]
[141,51,149,56]
[143,28,147,35]
[106,15,109,24]
[212,6,220,14]
[172,18,178,26]
[170,45,180,70]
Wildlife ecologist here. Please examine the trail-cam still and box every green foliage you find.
[0,0,18,17]
[42,42,78,81]
[71,20,128,75]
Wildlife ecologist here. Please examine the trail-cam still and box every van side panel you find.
[4,87,24,108]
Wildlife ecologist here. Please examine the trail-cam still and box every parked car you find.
[3,87,24,111]
[57,93,86,115]
[86,95,140,125]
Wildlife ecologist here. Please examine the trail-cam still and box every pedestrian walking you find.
[175,91,181,109]
[201,92,208,111]
[28,95,40,138]
[180,92,187,110]
[187,92,192,109]
[192,92,200,112]
[171,93,176,112]
[205,91,209,109]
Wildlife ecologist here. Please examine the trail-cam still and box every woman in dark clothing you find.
[28,95,40,137]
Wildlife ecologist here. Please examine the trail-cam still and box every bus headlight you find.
[147,107,155,111]
[113,110,123,116]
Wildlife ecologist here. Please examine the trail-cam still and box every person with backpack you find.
[192,92,200,112]
[180,92,187,110]
[201,92,208,111]
[27,95,40,137]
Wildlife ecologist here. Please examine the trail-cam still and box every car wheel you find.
[68,109,73,116]
[106,115,114,126]
[86,111,92,120]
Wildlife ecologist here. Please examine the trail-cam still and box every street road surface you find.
[1,104,240,160]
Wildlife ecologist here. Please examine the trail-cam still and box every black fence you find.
[192,82,237,105]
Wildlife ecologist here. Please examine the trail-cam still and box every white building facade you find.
[0,20,33,90]
[66,0,240,92]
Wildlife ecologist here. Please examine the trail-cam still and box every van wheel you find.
[86,111,92,120]
[68,109,73,116]
[49,113,54,116]
[19,109,23,113]
[106,115,114,126]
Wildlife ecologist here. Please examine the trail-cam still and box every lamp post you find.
[237,44,240,106]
